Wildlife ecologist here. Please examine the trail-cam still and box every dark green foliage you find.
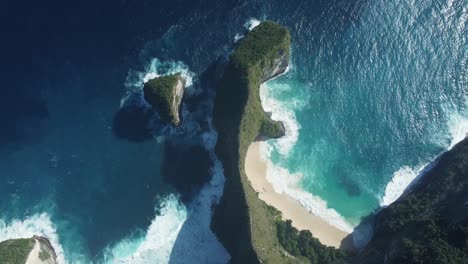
[231,21,290,71]
[212,21,300,263]
[356,138,468,264]
[212,21,350,264]
[39,248,51,261]
[0,238,35,264]
[277,220,348,264]
[143,74,181,125]
[260,118,284,139]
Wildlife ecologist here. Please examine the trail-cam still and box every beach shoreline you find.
[245,141,354,250]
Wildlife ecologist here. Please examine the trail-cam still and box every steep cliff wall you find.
[211,21,296,264]
[356,137,468,264]
[143,74,185,126]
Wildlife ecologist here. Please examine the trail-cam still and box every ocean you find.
[0,0,466,262]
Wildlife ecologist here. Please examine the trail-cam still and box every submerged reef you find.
[143,74,185,126]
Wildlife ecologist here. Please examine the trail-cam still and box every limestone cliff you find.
[143,74,185,126]
[212,21,295,264]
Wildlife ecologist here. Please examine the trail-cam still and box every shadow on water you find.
[112,105,155,142]
[0,85,49,153]
[163,0,370,259]
[167,60,228,263]
[162,140,213,202]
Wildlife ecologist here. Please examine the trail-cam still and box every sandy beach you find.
[245,141,354,250]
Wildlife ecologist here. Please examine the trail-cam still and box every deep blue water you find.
[0,0,466,262]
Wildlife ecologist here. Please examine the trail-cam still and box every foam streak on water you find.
[104,58,230,264]
[259,81,354,233]
[381,108,468,206]
[103,195,187,263]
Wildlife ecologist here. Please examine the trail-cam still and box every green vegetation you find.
[39,247,51,261]
[212,21,301,263]
[356,138,468,264]
[143,74,182,126]
[260,117,284,139]
[277,220,348,264]
[0,238,35,264]
[211,19,468,264]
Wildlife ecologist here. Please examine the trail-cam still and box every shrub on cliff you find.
[277,220,348,264]
[356,138,468,263]
[0,238,35,264]
[143,74,181,125]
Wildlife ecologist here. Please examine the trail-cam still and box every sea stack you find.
[143,73,185,126]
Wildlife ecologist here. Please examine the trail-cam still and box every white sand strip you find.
[245,141,354,249]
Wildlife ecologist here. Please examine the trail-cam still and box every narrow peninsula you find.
[211,21,346,264]
[143,74,185,126]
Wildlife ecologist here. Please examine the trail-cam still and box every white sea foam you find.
[103,194,187,263]
[121,58,196,108]
[104,136,229,264]
[381,108,468,206]
[447,111,468,149]
[259,142,354,233]
[381,165,426,206]
[233,18,262,42]
[244,18,261,31]
[109,58,230,263]
[258,79,354,233]
[259,82,301,156]
[234,33,243,42]
[0,213,68,264]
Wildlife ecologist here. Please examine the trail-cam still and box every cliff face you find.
[172,77,185,125]
[143,74,185,126]
[212,21,295,264]
[261,51,289,83]
[356,137,468,264]
[32,236,57,264]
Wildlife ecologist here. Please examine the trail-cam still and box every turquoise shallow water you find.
[262,0,467,227]
[0,0,466,262]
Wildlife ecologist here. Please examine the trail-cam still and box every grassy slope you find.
[143,74,180,125]
[211,21,300,264]
[0,238,35,264]
[356,138,468,264]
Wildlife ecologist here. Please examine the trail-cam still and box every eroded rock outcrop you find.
[143,73,185,126]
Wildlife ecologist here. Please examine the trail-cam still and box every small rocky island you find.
[143,73,185,126]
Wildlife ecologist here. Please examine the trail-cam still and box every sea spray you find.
[244,18,261,31]
[381,165,428,206]
[103,194,187,263]
[260,142,354,233]
[258,77,354,233]
[381,108,468,206]
[234,18,262,43]
[103,126,229,264]
[121,58,196,108]
[107,57,230,263]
